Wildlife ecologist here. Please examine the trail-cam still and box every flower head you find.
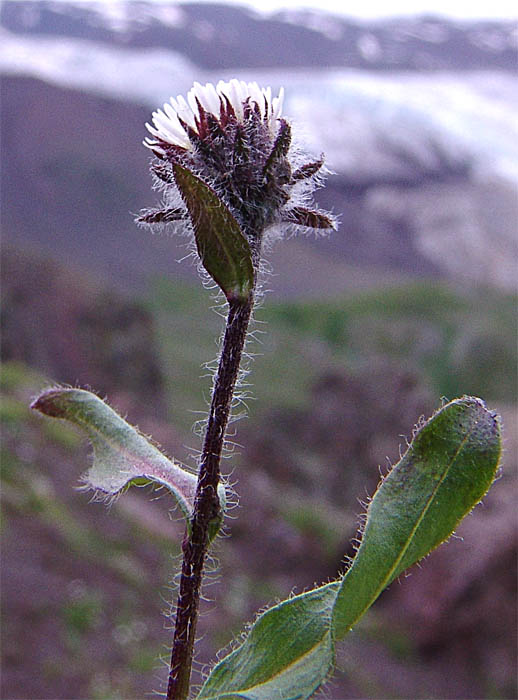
[138,78,335,263]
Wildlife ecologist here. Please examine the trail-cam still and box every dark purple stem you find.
[166,294,254,700]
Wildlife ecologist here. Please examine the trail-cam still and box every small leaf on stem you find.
[173,164,255,302]
[31,387,226,538]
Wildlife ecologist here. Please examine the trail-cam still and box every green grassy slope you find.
[149,277,517,433]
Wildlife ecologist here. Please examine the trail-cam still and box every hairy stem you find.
[167,294,254,700]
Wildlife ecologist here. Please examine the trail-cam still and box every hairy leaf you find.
[200,397,501,698]
[197,582,339,700]
[333,396,501,637]
[31,388,225,538]
[136,206,187,224]
[290,158,324,183]
[282,207,335,230]
[173,164,254,302]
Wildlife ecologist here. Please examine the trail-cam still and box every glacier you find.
[1,28,517,183]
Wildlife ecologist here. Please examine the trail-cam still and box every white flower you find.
[139,78,334,240]
[144,79,284,152]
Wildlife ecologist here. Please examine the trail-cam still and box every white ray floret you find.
[144,79,284,151]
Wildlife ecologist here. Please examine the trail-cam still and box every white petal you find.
[167,96,180,112]
[143,137,165,155]
[175,95,197,129]
[240,81,253,107]
[148,111,190,148]
[234,80,249,117]
[153,110,181,138]
[271,87,284,122]
[163,101,179,122]
[192,81,220,116]
[187,86,201,121]
[202,82,221,115]
[219,79,241,119]
[162,103,190,139]
[262,86,272,117]
[145,122,164,140]
[248,81,263,112]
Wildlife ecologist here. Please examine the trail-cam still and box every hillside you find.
[1,247,517,698]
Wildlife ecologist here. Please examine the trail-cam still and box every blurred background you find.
[1,1,517,698]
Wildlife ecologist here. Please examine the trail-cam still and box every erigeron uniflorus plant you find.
[32,79,501,700]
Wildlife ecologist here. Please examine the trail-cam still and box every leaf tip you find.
[30,387,69,418]
[448,395,502,455]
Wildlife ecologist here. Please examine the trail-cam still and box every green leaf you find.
[332,396,501,638]
[31,388,225,538]
[197,582,339,700]
[200,397,500,699]
[173,164,254,302]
